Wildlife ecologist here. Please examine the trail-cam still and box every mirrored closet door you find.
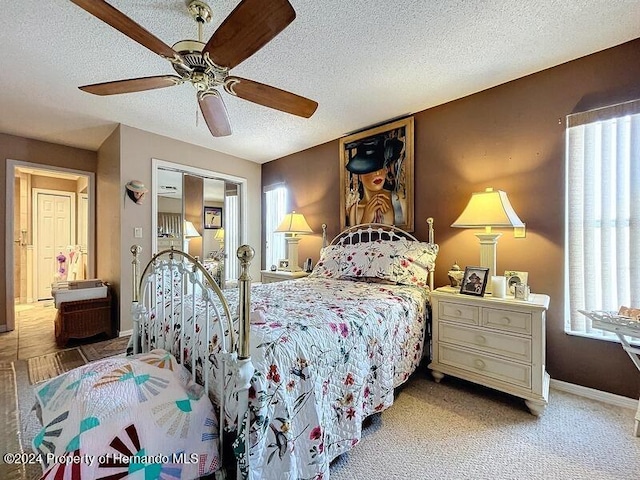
[153,160,245,287]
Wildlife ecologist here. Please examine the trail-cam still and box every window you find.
[264,184,287,269]
[565,99,640,341]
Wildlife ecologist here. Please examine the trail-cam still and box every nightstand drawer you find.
[439,302,479,326]
[439,323,532,362]
[438,344,532,389]
[482,308,531,335]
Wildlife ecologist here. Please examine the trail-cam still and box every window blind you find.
[566,100,640,339]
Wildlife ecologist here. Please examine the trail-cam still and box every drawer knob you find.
[474,359,486,370]
[475,335,487,344]
[501,316,511,324]
[455,309,463,316]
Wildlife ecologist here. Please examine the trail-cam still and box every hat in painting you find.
[345,137,385,174]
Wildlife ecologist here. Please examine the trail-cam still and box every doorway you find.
[5,160,95,333]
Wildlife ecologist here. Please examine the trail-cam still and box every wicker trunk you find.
[54,292,113,347]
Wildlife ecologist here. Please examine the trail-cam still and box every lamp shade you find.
[184,220,201,238]
[275,211,313,235]
[451,188,524,230]
[214,228,225,241]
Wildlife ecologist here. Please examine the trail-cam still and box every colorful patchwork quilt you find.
[32,350,219,480]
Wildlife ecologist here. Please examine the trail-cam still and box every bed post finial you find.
[237,245,254,360]
[427,217,434,245]
[131,245,142,302]
[322,223,327,248]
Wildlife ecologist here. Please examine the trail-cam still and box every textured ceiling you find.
[1,1,639,164]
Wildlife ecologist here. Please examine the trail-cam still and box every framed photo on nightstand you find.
[460,266,489,296]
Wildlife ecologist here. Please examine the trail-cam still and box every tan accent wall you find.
[263,38,640,398]
[0,133,97,330]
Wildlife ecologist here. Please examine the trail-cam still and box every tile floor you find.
[0,302,64,362]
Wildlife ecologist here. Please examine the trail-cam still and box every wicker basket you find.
[54,291,113,347]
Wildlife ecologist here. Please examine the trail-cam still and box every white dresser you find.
[429,288,550,415]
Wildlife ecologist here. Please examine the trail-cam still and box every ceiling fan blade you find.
[198,91,232,137]
[225,77,318,118]
[79,75,182,96]
[70,0,180,61]
[203,0,295,69]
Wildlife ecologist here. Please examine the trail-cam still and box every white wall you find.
[117,125,262,331]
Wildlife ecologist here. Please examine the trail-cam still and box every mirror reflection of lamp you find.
[275,211,313,272]
[183,220,201,253]
[214,227,225,244]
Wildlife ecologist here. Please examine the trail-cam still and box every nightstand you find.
[428,287,550,416]
[260,270,309,284]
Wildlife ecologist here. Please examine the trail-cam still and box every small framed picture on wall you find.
[204,206,222,229]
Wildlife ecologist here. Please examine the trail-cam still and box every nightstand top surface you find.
[432,286,550,309]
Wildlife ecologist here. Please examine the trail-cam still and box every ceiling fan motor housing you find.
[172,40,227,90]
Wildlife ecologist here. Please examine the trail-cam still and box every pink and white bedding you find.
[32,350,220,480]
[131,236,436,479]
[216,276,430,480]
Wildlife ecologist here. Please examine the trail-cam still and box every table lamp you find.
[451,187,525,282]
[275,211,313,272]
[184,220,201,239]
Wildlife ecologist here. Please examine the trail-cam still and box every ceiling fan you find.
[70,0,318,137]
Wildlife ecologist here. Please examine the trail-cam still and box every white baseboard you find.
[119,329,132,338]
[550,378,637,410]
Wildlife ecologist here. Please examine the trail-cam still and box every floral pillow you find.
[309,244,346,278]
[388,240,439,288]
[338,239,438,288]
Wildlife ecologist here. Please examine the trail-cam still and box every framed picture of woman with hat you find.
[339,116,414,232]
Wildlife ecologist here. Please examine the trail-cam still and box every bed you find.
[32,221,438,480]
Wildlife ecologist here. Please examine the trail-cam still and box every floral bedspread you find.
[32,350,219,480]
[219,277,429,480]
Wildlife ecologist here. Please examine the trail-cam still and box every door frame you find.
[32,188,77,300]
[4,159,95,332]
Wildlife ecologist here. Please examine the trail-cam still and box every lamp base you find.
[475,232,501,293]
[279,236,302,272]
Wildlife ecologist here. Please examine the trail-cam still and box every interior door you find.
[35,190,76,299]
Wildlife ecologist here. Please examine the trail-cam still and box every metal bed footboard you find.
[130,244,254,480]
